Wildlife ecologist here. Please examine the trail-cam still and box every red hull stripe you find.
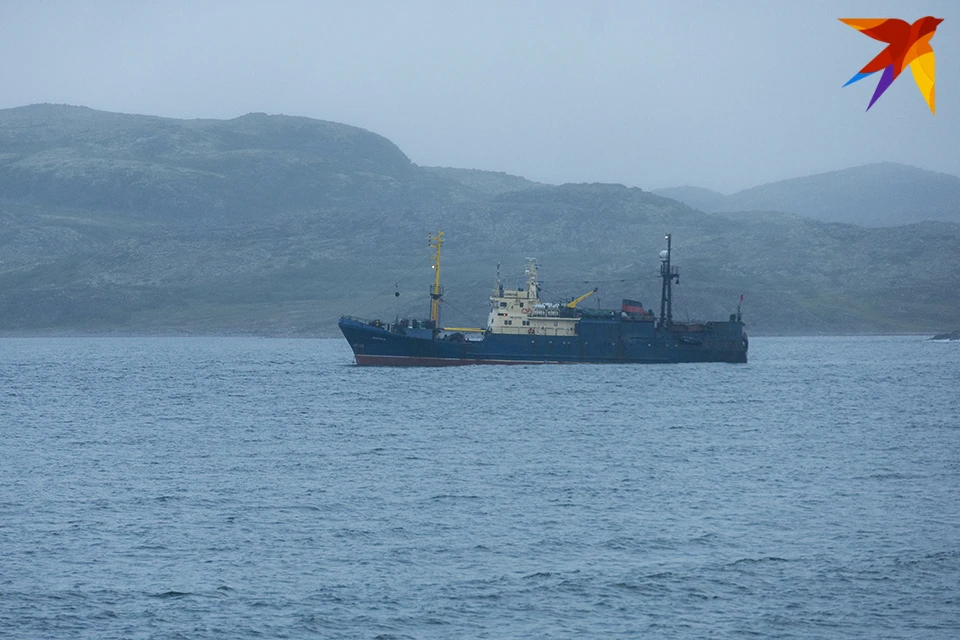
[354,354,563,366]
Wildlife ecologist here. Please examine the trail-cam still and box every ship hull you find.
[339,316,747,365]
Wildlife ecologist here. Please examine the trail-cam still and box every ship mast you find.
[659,233,680,327]
[429,230,444,325]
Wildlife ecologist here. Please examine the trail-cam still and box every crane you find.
[566,287,598,309]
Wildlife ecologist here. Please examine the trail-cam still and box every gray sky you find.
[1,0,957,192]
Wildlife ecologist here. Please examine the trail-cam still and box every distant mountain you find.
[654,163,960,227]
[651,186,727,214]
[2,104,959,335]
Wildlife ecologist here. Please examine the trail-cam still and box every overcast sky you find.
[1,1,956,192]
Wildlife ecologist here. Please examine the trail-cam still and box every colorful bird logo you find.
[840,16,943,113]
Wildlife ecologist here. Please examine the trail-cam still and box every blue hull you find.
[339,316,747,365]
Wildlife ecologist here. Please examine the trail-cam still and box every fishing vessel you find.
[339,233,748,365]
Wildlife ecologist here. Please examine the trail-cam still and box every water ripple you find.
[1,336,959,638]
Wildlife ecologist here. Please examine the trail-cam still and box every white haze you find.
[0,0,957,192]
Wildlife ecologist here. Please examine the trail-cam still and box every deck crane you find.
[565,287,598,309]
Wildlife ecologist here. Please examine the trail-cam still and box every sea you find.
[1,336,958,639]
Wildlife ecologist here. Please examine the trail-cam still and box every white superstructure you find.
[486,260,579,337]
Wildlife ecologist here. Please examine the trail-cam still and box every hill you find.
[421,166,542,197]
[0,103,459,219]
[1,104,959,335]
[651,186,728,214]
[654,163,960,227]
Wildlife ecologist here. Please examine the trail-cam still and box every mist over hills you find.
[1,104,958,335]
[654,163,960,227]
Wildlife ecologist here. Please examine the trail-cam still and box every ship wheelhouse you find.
[486,260,579,337]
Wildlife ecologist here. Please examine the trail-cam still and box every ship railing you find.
[497,327,576,337]
[341,315,390,330]
[342,315,440,332]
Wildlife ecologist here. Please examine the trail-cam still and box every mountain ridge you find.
[1,104,958,335]
[654,162,960,227]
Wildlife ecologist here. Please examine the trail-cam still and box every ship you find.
[339,232,748,365]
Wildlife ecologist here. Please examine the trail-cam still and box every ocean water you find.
[1,336,959,639]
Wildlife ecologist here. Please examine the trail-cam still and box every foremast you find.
[429,230,444,325]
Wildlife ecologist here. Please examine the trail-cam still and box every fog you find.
[1,0,956,192]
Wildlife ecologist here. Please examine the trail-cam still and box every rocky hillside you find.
[2,105,959,335]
